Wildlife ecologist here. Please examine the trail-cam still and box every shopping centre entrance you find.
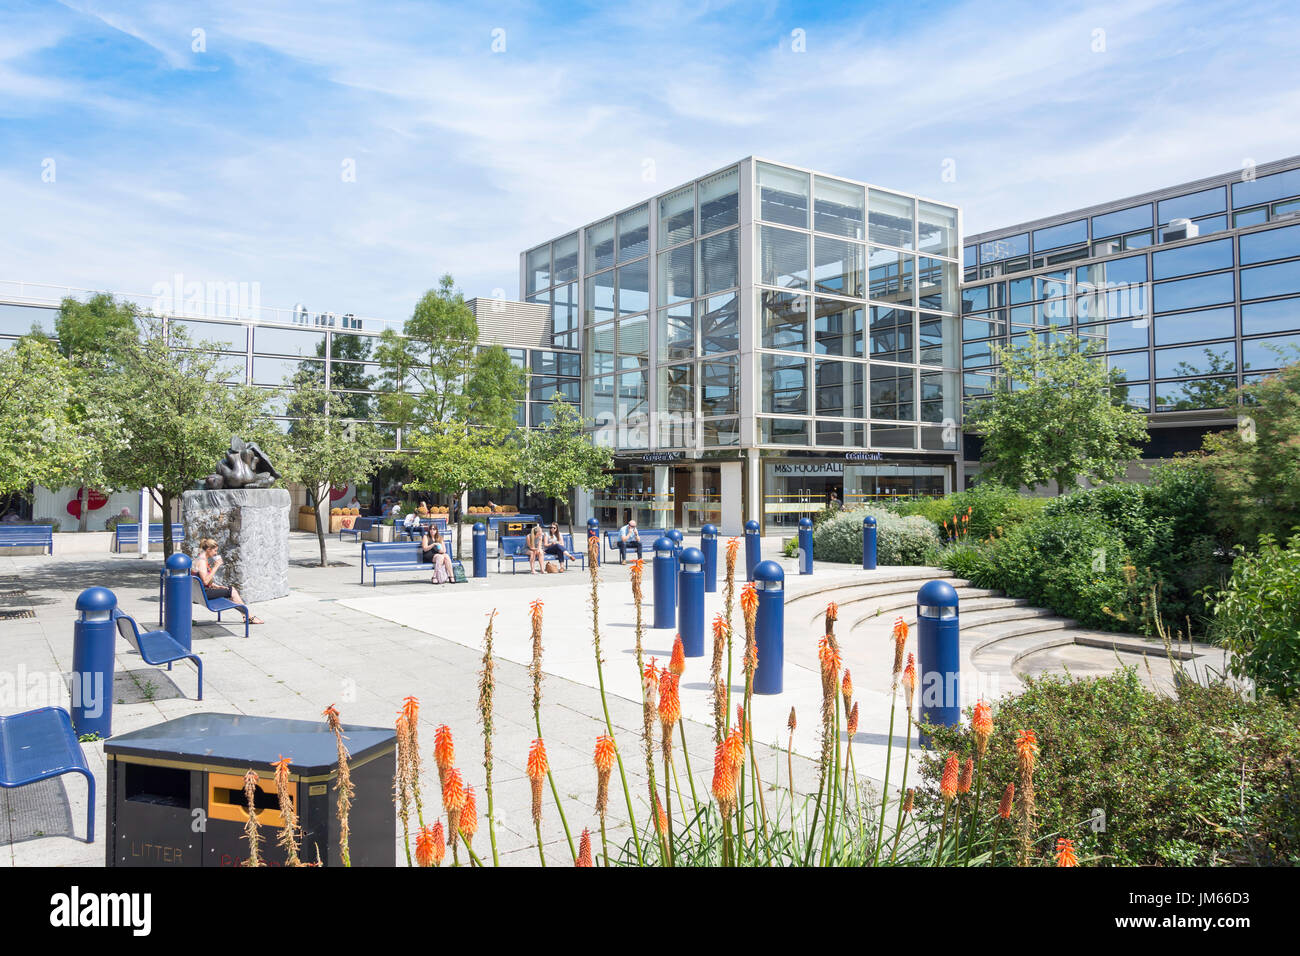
[762,454,952,533]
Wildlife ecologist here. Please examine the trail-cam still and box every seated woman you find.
[541,523,575,572]
[525,524,545,574]
[421,527,455,583]
[193,538,263,625]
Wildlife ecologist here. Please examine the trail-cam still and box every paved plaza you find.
[0,531,1212,866]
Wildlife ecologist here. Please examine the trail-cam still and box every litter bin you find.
[104,712,396,867]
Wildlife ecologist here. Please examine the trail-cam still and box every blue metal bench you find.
[499,534,586,573]
[112,522,184,552]
[0,524,54,554]
[191,576,250,638]
[362,541,462,586]
[339,516,378,542]
[0,707,94,843]
[487,514,542,537]
[603,528,663,563]
[113,609,202,700]
[397,516,449,541]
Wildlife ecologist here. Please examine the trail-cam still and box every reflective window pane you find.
[1107,351,1149,382]
[757,162,809,228]
[760,225,809,289]
[1153,273,1234,312]
[760,289,809,350]
[1156,377,1236,411]
[1241,261,1300,300]
[868,246,914,304]
[700,359,739,416]
[659,186,694,248]
[1092,204,1152,239]
[700,293,739,353]
[698,228,738,295]
[526,245,551,294]
[920,312,957,367]
[868,189,915,249]
[918,257,957,313]
[814,236,865,298]
[814,176,865,239]
[1240,223,1300,265]
[1241,297,1300,335]
[871,425,916,449]
[1033,219,1087,252]
[657,245,693,305]
[870,364,915,420]
[760,417,809,445]
[617,205,649,263]
[1154,307,1236,346]
[814,298,864,357]
[1242,333,1300,371]
[979,233,1028,262]
[616,259,649,315]
[585,218,615,273]
[553,234,579,284]
[1152,238,1234,280]
[585,270,615,325]
[658,303,694,361]
[814,359,864,418]
[870,306,914,363]
[1232,168,1300,208]
[1155,342,1236,379]
[1157,187,1225,224]
[255,325,326,357]
[702,418,740,446]
[699,166,739,234]
[918,201,959,259]
[762,353,809,415]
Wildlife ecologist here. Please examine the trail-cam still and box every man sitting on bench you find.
[617,518,642,564]
[194,537,263,625]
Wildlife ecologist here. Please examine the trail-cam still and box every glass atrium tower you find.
[522,157,962,534]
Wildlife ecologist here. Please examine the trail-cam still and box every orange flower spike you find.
[1015,729,1040,777]
[846,701,859,737]
[528,598,544,626]
[576,828,594,868]
[322,703,340,724]
[902,788,915,814]
[723,727,745,778]
[658,671,681,728]
[725,537,740,562]
[892,616,909,642]
[433,724,454,771]
[430,821,446,866]
[787,707,797,732]
[939,753,959,804]
[642,657,659,709]
[459,785,478,840]
[841,668,854,708]
[711,741,736,810]
[1055,837,1078,868]
[972,699,993,758]
[740,583,759,618]
[826,601,839,625]
[902,653,918,711]
[442,767,466,814]
[526,738,548,780]
[958,757,974,795]
[712,613,728,642]
[630,558,644,579]
[415,825,436,867]
[669,635,686,678]
[998,782,1015,819]
[593,734,617,774]
[401,695,420,728]
[817,635,842,679]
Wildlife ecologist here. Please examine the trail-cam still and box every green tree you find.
[97,319,277,555]
[55,293,138,361]
[1200,360,1300,542]
[375,275,525,439]
[966,332,1149,494]
[0,336,82,498]
[523,397,613,536]
[279,372,387,567]
[405,425,521,557]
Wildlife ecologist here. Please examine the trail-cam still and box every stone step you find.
[966,616,1078,656]
[810,584,1004,629]
[784,567,954,607]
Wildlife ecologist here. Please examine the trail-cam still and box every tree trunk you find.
[315,490,328,568]
[78,485,89,533]
[161,490,174,556]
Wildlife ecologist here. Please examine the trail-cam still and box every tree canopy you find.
[965,332,1149,494]
[523,397,613,534]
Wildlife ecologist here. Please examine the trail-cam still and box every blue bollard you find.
[752,560,785,694]
[798,516,814,575]
[862,515,877,571]
[472,522,487,578]
[587,517,600,565]
[678,547,705,657]
[652,536,676,629]
[667,528,683,605]
[700,523,718,594]
[71,587,117,739]
[916,579,961,747]
[744,519,760,581]
[163,551,193,652]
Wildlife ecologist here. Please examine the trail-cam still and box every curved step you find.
[784,568,953,609]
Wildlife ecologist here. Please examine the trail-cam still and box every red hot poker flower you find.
[1055,837,1078,867]
[433,724,454,771]
[958,757,974,795]
[940,753,959,804]
[998,783,1015,819]
[669,635,686,677]
[576,828,594,867]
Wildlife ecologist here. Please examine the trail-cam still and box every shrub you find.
[893,482,1047,542]
[1208,531,1300,701]
[937,541,997,585]
[815,507,941,565]
[920,670,1300,865]
[981,511,1133,630]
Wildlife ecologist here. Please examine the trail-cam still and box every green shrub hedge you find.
[1209,531,1300,701]
[892,482,1047,542]
[816,507,941,565]
[920,670,1300,865]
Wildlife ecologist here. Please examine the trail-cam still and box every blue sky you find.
[2,0,1298,324]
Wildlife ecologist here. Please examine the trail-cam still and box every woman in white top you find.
[525,524,545,574]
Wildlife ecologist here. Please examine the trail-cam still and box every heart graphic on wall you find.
[67,488,109,518]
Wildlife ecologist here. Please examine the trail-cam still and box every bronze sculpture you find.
[202,436,281,489]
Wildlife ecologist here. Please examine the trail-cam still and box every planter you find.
[329,515,356,534]
[367,524,395,543]
[297,511,318,533]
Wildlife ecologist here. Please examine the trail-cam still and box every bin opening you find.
[124,763,189,808]
[208,771,295,827]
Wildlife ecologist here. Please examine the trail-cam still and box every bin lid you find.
[104,712,395,775]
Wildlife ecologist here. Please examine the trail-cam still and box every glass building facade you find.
[522,157,962,532]
[961,156,1300,486]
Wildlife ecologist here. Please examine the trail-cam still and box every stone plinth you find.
[181,488,290,602]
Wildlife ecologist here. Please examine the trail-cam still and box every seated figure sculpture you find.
[203,436,281,490]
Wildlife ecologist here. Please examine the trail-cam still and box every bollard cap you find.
[472,522,486,533]
[753,559,784,589]
[667,528,683,544]
[654,536,675,557]
[863,515,877,528]
[76,586,117,615]
[745,519,760,533]
[165,551,192,574]
[798,517,813,530]
[701,523,717,539]
[917,579,959,608]
[680,547,704,572]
